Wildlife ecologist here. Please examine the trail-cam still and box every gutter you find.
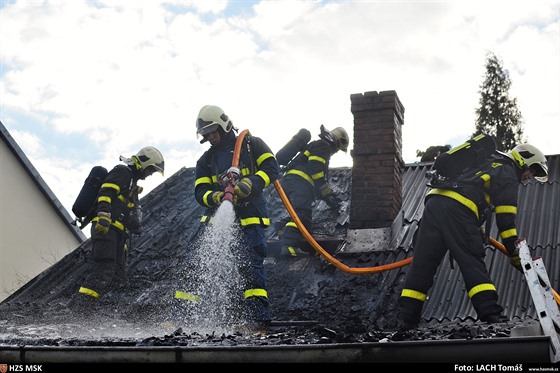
[0,336,552,363]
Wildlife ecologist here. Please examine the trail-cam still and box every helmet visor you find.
[338,137,349,152]
[150,161,165,176]
[197,120,219,137]
[530,163,548,182]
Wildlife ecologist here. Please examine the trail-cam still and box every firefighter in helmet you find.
[278,125,349,257]
[175,105,278,330]
[398,142,548,331]
[70,146,164,310]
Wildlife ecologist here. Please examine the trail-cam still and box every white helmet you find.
[133,146,165,176]
[507,144,548,182]
[196,105,234,140]
[331,127,349,152]
[319,125,349,153]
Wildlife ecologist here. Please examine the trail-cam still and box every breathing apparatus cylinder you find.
[72,165,108,219]
[433,133,496,179]
[276,128,311,166]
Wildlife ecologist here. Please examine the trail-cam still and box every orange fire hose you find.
[488,237,560,305]
[231,129,412,274]
[274,178,413,274]
[232,129,250,168]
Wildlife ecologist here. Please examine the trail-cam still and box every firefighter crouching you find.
[69,146,164,311]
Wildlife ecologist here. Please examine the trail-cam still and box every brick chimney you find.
[349,90,405,230]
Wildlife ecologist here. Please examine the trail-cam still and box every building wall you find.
[0,139,81,302]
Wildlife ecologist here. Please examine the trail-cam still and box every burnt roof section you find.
[0,154,559,353]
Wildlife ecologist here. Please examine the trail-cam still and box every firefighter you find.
[279,125,349,257]
[190,105,279,328]
[70,146,165,310]
[398,144,548,331]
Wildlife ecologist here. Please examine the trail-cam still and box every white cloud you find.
[1,0,559,217]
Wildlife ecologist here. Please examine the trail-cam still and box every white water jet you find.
[174,200,244,334]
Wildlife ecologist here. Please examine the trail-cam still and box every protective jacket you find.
[92,164,141,234]
[195,131,278,227]
[284,138,332,197]
[279,138,333,253]
[399,153,522,325]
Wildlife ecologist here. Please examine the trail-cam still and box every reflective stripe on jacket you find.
[194,131,279,227]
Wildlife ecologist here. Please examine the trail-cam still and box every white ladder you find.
[517,238,560,362]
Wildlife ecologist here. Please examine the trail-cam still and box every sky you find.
[1,0,559,220]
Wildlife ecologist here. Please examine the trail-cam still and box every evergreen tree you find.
[474,52,525,152]
[416,145,451,162]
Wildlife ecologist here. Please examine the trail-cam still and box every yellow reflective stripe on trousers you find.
[244,288,268,299]
[78,287,100,299]
[400,288,427,302]
[239,217,270,226]
[468,283,496,298]
[428,188,479,220]
[174,291,200,303]
[287,246,297,256]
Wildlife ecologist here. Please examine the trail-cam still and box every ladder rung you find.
[517,238,560,363]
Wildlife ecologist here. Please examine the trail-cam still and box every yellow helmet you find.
[508,144,548,182]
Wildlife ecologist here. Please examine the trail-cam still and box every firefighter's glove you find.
[211,191,224,206]
[136,186,144,195]
[95,212,111,235]
[319,183,334,199]
[234,178,252,199]
[509,247,523,273]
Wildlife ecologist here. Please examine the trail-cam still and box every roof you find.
[0,154,559,363]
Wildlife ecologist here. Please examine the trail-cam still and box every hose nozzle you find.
[227,167,240,179]
[223,185,235,204]
[220,167,240,189]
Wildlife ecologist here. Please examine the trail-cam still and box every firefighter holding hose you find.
[191,105,279,329]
